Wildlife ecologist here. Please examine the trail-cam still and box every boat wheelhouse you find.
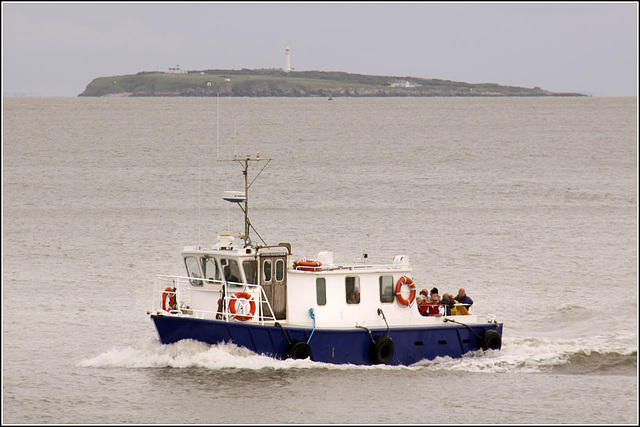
[149,154,503,365]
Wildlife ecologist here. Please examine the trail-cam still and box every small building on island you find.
[167,65,187,74]
[390,79,417,88]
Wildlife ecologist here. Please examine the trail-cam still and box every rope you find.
[307,308,316,344]
[443,318,483,339]
[274,322,291,345]
[377,308,390,337]
[355,324,376,344]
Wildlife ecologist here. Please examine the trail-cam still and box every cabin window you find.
[184,256,203,286]
[379,275,394,303]
[243,260,257,285]
[263,259,273,282]
[202,256,221,283]
[275,259,285,282]
[220,258,243,284]
[345,276,360,304]
[316,278,327,306]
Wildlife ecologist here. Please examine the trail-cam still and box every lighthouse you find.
[284,46,291,73]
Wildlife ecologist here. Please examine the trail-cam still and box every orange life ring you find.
[293,259,322,271]
[162,286,176,312]
[229,292,256,322]
[395,276,416,306]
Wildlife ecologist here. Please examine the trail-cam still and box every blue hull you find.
[151,315,503,365]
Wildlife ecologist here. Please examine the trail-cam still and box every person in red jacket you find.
[426,293,444,317]
[417,295,429,316]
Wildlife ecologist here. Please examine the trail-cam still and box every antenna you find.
[216,92,220,161]
[216,95,270,247]
[220,154,271,247]
[198,143,202,247]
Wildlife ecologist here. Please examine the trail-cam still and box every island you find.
[79,69,586,97]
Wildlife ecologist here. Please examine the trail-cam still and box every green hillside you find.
[79,69,585,97]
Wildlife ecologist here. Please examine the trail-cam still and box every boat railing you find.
[151,275,277,325]
[292,263,410,272]
[447,303,472,315]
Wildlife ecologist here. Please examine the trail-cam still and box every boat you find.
[148,154,503,365]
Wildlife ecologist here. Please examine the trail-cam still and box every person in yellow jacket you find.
[442,293,470,315]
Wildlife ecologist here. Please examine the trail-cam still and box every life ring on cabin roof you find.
[229,292,256,322]
[293,259,322,271]
[395,276,416,307]
[162,286,177,312]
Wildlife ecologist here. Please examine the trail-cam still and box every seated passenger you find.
[416,295,429,316]
[451,303,470,316]
[455,288,473,311]
[442,293,470,315]
[441,293,456,316]
[430,287,439,302]
[426,293,444,317]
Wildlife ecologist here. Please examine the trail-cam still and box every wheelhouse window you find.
[220,258,243,285]
[243,260,257,285]
[345,276,360,304]
[275,259,285,282]
[316,278,327,306]
[184,256,203,286]
[379,275,394,303]
[202,256,220,284]
[263,259,273,282]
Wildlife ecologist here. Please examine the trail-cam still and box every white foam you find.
[413,332,638,373]
[78,338,411,371]
[79,331,636,373]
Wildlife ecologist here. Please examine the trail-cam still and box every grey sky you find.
[2,2,638,96]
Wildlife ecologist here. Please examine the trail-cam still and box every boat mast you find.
[242,156,250,244]
[216,96,270,246]
[220,153,271,247]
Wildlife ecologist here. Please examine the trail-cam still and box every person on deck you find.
[423,288,438,302]
[441,293,456,316]
[417,295,429,316]
[455,288,473,311]
[426,294,444,317]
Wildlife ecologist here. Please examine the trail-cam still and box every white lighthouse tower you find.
[284,46,291,73]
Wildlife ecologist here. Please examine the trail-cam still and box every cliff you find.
[79,69,586,97]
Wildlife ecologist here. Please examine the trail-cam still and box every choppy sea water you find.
[2,96,637,424]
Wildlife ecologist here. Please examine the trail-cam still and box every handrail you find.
[151,275,277,325]
[291,263,411,272]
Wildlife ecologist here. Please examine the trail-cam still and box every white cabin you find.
[158,234,478,329]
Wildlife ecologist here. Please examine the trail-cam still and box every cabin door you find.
[260,254,287,320]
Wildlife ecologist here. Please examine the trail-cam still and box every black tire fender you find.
[480,330,502,351]
[286,341,313,360]
[370,336,395,364]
